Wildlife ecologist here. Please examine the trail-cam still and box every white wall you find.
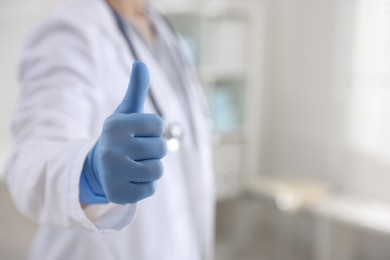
[261,0,344,179]
[260,0,390,201]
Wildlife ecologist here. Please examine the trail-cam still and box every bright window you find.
[349,0,390,162]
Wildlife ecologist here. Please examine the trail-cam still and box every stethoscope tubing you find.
[109,5,202,150]
[111,9,165,118]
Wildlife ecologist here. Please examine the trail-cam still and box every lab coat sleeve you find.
[5,15,137,232]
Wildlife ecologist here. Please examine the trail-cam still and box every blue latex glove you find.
[80,61,167,205]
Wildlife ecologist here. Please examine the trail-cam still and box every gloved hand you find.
[79,61,167,205]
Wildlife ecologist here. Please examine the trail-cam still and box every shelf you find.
[199,65,247,83]
[151,0,254,17]
[213,132,245,144]
[149,0,264,201]
[151,0,203,15]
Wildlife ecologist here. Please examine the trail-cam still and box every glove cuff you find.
[79,142,109,204]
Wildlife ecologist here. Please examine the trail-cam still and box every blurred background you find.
[1,0,390,259]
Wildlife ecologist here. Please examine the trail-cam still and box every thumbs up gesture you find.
[80,62,167,205]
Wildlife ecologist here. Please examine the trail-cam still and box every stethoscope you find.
[110,6,185,153]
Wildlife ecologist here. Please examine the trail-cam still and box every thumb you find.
[115,61,150,114]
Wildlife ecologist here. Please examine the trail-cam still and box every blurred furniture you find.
[247,176,390,260]
[312,195,390,260]
[150,0,265,201]
[246,176,330,212]
[245,175,330,260]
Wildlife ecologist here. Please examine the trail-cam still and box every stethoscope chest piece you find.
[164,122,183,153]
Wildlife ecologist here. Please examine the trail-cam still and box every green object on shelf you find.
[210,85,241,134]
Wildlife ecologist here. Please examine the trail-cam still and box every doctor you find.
[5,0,214,259]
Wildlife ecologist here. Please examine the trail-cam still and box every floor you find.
[0,182,270,260]
[0,184,37,260]
[0,183,318,260]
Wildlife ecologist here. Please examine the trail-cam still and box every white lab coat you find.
[5,0,215,259]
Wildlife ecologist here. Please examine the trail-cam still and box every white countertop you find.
[311,194,390,235]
